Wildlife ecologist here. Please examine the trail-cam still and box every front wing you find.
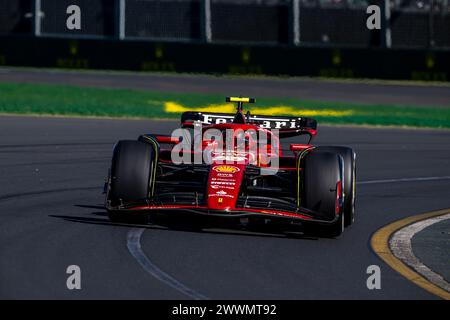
[106,202,340,226]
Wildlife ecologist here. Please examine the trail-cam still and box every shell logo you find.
[213,165,240,173]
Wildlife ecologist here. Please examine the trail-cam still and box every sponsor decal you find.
[209,189,234,198]
[210,185,235,190]
[200,114,297,129]
[213,165,240,173]
[211,181,235,186]
[212,152,247,162]
[211,177,235,182]
[217,173,233,178]
[209,194,233,198]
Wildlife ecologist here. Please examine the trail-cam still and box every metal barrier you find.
[124,0,202,41]
[210,0,290,44]
[0,0,449,48]
[0,0,33,35]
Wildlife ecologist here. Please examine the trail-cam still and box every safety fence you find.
[1,0,449,48]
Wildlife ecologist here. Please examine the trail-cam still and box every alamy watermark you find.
[66,5,81,30]
[66,265,81,290]
[64,4,382,32]
[170,126,280,175]
[366,265,381,290]
[366,5,381,30]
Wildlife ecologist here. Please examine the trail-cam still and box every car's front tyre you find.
[315,146,356,227]
[302,151,344,238]
[106,140,154,223]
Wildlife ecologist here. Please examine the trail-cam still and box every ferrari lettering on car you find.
[199,113,301,129]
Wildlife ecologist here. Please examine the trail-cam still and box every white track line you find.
[358,176,450,185]
[390,213,450,293]
[127,228,209,300]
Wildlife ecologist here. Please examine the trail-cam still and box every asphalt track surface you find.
[1,68,450,107]
[413,218,450,283]
[1,115,449,299]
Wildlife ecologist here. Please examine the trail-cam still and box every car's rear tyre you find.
[315,146,356,227]
[106,140,154,223]
[302,151,344,238]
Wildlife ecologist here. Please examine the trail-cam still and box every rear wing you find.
[180,112,317,138]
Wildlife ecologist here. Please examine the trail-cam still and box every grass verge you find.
[0,82,449,128]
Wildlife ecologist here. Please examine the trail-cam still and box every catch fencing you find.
[0,0,449,48]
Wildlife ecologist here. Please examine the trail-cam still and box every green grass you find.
[0,82,449,128]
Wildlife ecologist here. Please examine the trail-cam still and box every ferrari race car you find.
[105,97,356,237]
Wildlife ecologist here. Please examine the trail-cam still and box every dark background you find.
[0,0,449,80]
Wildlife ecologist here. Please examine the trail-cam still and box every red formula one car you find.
[105,97,356,237]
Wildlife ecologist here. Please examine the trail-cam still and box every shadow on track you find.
[50,204,320,241]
